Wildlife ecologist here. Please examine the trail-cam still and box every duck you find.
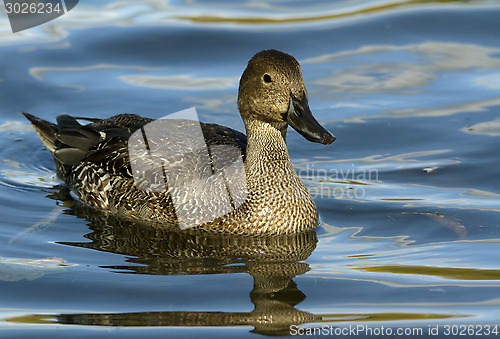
[23,49,335,235]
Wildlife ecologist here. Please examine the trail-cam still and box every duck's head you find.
[238,49,335,145]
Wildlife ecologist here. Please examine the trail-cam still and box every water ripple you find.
[0,125,57,192]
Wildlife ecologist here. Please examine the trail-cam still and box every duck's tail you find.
[22,112,58,153]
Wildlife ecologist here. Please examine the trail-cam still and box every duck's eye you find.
[263,74,272,83]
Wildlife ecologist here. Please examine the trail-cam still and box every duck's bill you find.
[287,95,336,145]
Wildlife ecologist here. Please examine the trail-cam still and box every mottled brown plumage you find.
[23,49,335,235]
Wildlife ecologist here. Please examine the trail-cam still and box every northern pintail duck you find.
[23,49,335,235]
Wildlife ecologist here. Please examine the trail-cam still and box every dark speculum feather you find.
[57,130,98,150]
[54,147,88,166]
[56,114,83,129]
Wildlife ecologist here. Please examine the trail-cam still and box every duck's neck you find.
[241,119,319,234]
[244,119,295,179]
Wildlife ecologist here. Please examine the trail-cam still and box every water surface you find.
[1,0,500,337]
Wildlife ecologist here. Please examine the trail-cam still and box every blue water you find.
[1,1,500,338]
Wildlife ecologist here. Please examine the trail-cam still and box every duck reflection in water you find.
[48,186,320,336]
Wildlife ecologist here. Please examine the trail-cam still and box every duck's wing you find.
[24,113,247,181]
[23,113,149,179]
